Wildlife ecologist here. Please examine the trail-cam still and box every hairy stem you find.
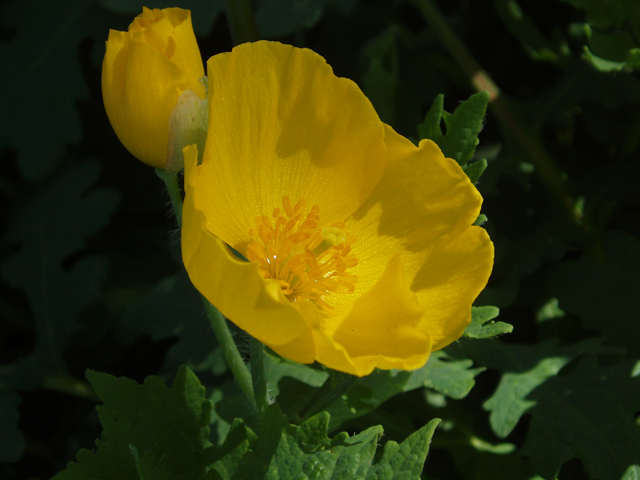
[250,337,270,414]
[155,169,183,226]
[202,298,255,404]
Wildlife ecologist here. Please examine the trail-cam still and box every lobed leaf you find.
[462,338,620,439]
[52,366,213,480]
[549,230,640,357]
[464,306,512,339]
[521,356,640,480]
[404,350,485,400]
[417,91,490,167]
[0,161,119,390]
[0,0,119,180]
[224,404,439,480]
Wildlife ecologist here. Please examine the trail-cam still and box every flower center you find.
[246,197,358,314]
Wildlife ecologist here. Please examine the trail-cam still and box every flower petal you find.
[326,124,493,350]
[102,31,187,168]
[142,8,206,98]
[195,41,387,253]
[102,8,205,169]
[318,253,432,376]
[182,145,317,364]
[413,225,493,350]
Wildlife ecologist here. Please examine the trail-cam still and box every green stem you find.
[155,169,183,226]
[43,375,99,401]
[411,0,583,226]
[223,0,259,45]
[202,297,255,402]
[250,337,270,414]
[299,372,357,422]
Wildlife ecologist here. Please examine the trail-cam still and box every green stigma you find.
[311,227,346,257]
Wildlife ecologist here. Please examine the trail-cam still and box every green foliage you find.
[2,1,640,479]
[261,348,484,429]
[51,367,439,480]
[561,0,640,70]
[549,231,640,357]
[417,91,490,167]
[0,393,24,462]
[224,405,439,480]
[255,0,356,38]
[361,26,400,124]
[122,271,226,375]
[0,0,118,180]
[521,356,640,480]
[52,366,213,480]
[1,161,119,390]
[462,338,616,439]
[464,306,512,339]
[403,350,485,400]
[494,0,567,62]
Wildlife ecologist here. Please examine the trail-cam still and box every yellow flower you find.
[182,41,494,377]
[102,7,206,169]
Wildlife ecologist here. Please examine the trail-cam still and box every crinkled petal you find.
[323,124,492,352]
[316,254,432,376]
[151,9,206,98]
[182,146,317,364]
[195,41,387,253]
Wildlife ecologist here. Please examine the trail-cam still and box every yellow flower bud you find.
[102,7,206,169]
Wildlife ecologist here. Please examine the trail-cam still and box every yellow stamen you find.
[246,197,358,314]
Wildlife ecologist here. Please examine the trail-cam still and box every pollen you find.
[246,197,358,314]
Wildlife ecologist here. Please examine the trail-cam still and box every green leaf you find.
[462,338,618,439]
[364,419,440,480]
[361,26,399,124]
[122,271,225,375]
[549,231,640,356]
[494,0,565,62]
[521,356,640,480]
[0,392,24,462]
[234,404,439,480]
[560,0,640,33]
[464,306,512,339]
[583,46,636,72]
[328,351,483,428]
[404,350,485,399]
[560,0,640,71]
[535,297,565,322]
[328,370,409,428]
[255,0,327,38]
[463,158,488,184]
[623,465,640,480]
[0,0,119,180]
[52,365,213,480]
[207,419,257,480]
[130,445,171,480]
[417,91,490,166]
[0,161,119,390]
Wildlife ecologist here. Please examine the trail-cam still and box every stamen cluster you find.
[246,197,358,314]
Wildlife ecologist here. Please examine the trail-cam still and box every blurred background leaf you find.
[1,0,639,479]
[1,161,119,390]
[0,392,25,462]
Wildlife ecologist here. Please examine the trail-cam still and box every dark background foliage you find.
[1,0,639,479]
